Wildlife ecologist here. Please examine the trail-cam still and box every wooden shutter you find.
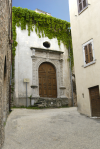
[84,45,89,64]
[83,0,87,8]
[78,0,83,12]
[88,43,93,62]
[84,43,93,64]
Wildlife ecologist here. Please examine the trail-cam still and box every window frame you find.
[77,0,88,14]
[82,39,96,68]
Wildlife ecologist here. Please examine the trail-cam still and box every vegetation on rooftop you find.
[12,6,73,80]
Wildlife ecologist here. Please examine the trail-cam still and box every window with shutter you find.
[77,0,88,14]
[82,39,95,67]
[84,44,93,64]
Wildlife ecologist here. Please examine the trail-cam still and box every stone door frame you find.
[31,47,67,98]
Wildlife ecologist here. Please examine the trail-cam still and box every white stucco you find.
[69,0,100,116]
[14,25,71,105]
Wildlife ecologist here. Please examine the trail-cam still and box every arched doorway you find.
[39,62,57,98]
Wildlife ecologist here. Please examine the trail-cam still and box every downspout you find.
[69,30,74,107]
[9,0,12,112]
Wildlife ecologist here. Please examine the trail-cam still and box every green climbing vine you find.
[12,6,73,78]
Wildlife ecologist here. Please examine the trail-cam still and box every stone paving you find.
[2,107,100,149]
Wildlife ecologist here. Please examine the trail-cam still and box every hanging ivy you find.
[12,6,73,78]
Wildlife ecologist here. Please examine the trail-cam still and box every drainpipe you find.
[9,0,12,112]
[68,31,74,107]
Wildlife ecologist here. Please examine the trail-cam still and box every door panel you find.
[89,86,100,117]
[39,62,57,98]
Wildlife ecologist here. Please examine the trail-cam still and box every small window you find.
[82,39,95,67]
[43,41,50,48]
[77,0,88,14]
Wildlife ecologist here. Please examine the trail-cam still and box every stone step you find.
[38,104,45,108]
[35,102,42,104]
[35,102,45,105]
[31,97,69,108]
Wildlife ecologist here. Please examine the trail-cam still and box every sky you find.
[12,0,70,22]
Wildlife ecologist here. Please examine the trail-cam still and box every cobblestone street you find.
[2,107,100,149]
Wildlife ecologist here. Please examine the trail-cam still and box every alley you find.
[2,107,100,149]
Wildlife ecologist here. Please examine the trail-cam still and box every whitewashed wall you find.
[14,26,71,105]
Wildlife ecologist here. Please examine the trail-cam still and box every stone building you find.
[14,8,75,108]
[69,0,100,116]
[0,0,12,148]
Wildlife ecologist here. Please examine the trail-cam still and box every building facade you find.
[0,0,12,148]
[69,0,100,116]
[14,9,74,107]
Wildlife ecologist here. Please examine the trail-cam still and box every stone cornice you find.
[30,47,64,54]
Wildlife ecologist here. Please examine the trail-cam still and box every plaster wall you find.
[69,0,100,116]
[14,26,71,106]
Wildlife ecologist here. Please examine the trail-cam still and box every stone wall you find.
[0,0,12,148]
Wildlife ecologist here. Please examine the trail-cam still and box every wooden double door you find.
[39,62,57,98]
[89,86,100,117]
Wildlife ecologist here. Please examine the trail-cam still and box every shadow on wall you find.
[72,74,77,106]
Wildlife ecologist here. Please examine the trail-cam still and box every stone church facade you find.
[0,0,12,148]
[14,9,73,107]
